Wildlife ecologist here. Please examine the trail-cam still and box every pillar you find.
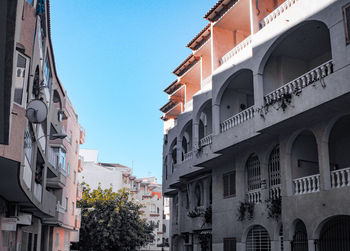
[212,104,220,135]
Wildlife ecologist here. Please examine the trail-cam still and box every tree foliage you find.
[76,183,155,251]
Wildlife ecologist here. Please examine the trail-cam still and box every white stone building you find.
[160,0,350,250]
[79,149,167,250]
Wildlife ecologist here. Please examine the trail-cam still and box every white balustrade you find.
[183,151,193,162]
[331,167,350,188]
[247,190,261,204]
[260,0,298,28]
[269,185,281,199]
[220,106,255,133]
[184,100,193,112]
[293,174,320,195]
[264,60,333,105]
[200,134,213,147]
[220,36,252,65]
[201,76,212,91]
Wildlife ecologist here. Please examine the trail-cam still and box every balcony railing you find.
[200,134,213,147]
[220,106,255,133]
[56,202,66,214]
[183,151,193,162]
[220,36,252,65]
[184,100,193,112]
[331,167,350,188]
[293,174,320,195]
[259,0,299,29]
[264,60,333,106]
[201,76,212,91]
[269,185,281,200]
[247,189,261,204]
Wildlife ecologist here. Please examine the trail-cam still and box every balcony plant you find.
[265,197,281,221]
[237,201,254,221]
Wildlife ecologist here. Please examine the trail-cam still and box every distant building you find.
[79,150,168,251]
[160,0,350,250]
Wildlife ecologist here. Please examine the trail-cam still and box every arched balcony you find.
[198,101,213,148]
[329,116,350,188]
[219,69,255,133]
[181,121,193,162]
[263,21,333,106]
[291,131,320,195]
[268,145,281,199]
[246,154,262,204]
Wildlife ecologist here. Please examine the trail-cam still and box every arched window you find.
[246,225,271,251]
[246,154,261,191]
[318,216,350,251]
[292,220,308,251]
[268,145,281,199]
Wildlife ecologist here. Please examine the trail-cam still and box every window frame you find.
[13,51,30,106]
[223,171,236,198]
[343,3,350,45]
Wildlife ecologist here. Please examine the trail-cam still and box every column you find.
[280,139,293,196]
[193,120,199,150]
[253,73,264,109]
[316,134,331,190]
[177,137,182,164]
[212,104,220,135]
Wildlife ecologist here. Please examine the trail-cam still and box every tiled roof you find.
[204,0,239,22]
[163,80,183,95]
[173,54,200,77]
[186,23,211,51]
[160,100,177,113]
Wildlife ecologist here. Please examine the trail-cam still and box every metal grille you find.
[268,145,280,187]
[247,154,261,191]
[246,225,271,251]
[292,221,308,251]
[318,216,350,251]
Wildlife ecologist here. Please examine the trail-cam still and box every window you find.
[343,3,350,44]
[67,163,70,175]
[224,238,236,251]
[26,0,34,6]
[72,202,74,215]
[246,226,271,251]
[194,184,202,207]
[223,171,236,198]
[59,149,66,171]
[246,154,261,191]
[14,52,29,105]
[24,125,34,166]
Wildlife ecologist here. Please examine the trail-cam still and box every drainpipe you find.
[256,0,260,15]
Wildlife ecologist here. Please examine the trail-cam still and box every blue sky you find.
[50,0,217,182]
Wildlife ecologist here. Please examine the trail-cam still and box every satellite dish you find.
[25,99,48,124]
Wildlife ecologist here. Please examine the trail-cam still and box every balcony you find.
[183,151,193,162]
[199,134,213,147]
[47,169,66,189]
[246,189,262,204]
[220,36,252,65]
[76,184,83,201]
[269,185,281,200]
[220,106,255,133]
[264,61,333,106]
[331,167,350,189]
[259,0,299,29]
[293,174,320,195]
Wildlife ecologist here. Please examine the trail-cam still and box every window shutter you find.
[223,175,229,197]
[229,172,235,195]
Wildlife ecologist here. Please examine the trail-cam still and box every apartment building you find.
[160,0,350,250]
[79,150,168,251]
[0,0,84,250]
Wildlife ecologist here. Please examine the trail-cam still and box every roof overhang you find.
[173,55,200,77]
[164,80,183,95]
[187,23,211,51]
[204,0,239,22]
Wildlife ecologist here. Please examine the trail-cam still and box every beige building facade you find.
[0,0,84,250]
[161,0,350,250]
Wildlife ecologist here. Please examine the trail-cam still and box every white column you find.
[253,73,264,109]
[317,138,331,190]
[280,140,293,196]
[177,137,182,164]
[308,239,316,251]
[193,121,199,150]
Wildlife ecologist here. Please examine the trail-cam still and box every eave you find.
[204,0,239,22]
[173,54,200,77]
[163,80,183,95]
[186,23,211,51]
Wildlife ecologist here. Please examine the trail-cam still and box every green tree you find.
[76,183,155,251]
